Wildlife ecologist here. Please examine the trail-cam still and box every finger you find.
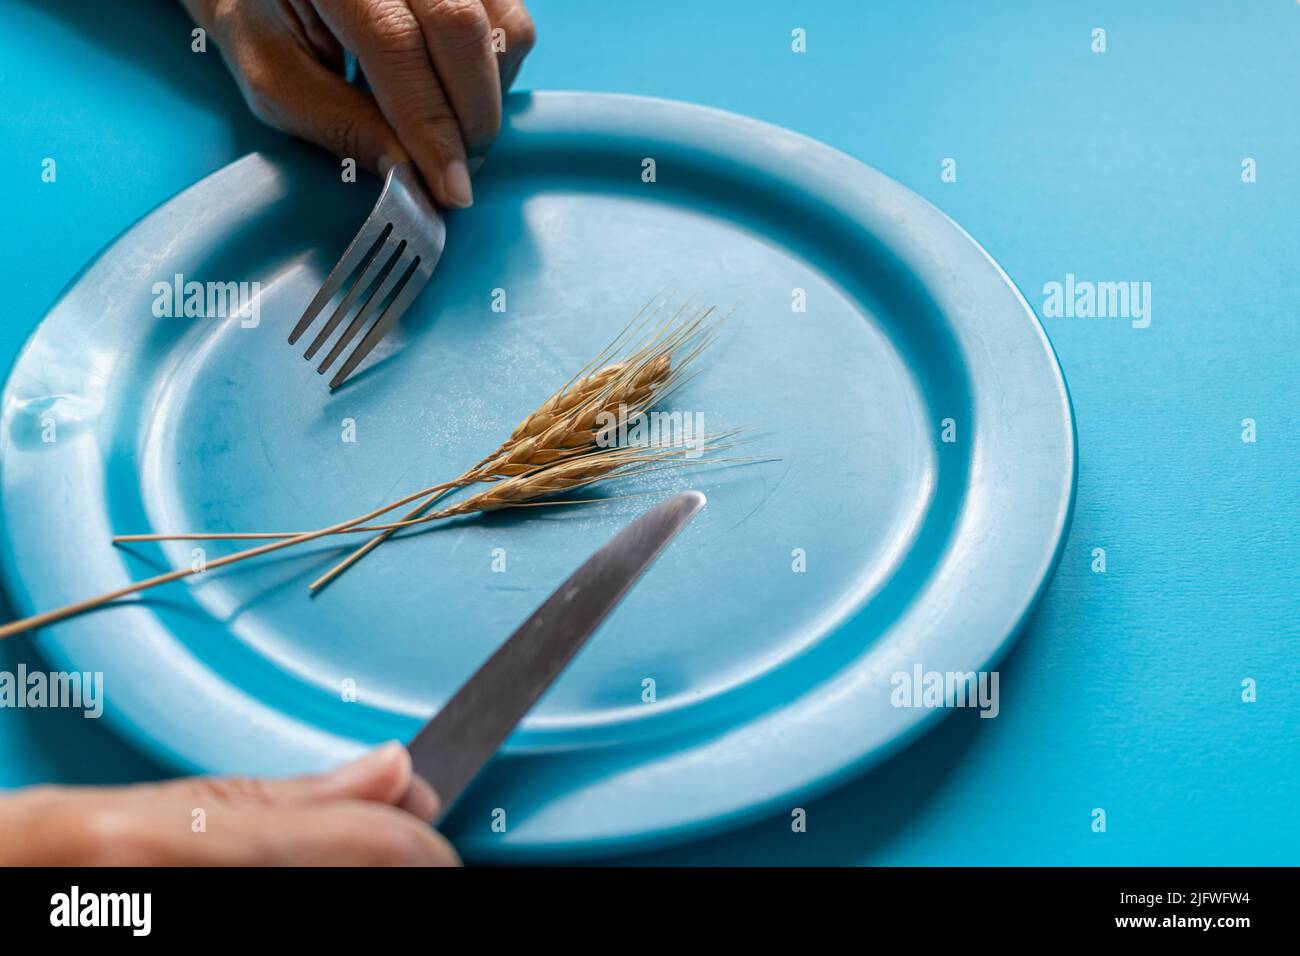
[296,742,416,805]
[238,47,409,175]
[409,0,501,157]
[263,803,462,866]
[319,0,475,207]
[298,745,444,822]
[195,742,414,809]
[398,773,442,822]
[286,0,347,72]
[481,0,536,91]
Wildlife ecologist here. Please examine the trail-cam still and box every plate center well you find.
[140,187,938,745]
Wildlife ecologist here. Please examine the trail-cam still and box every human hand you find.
[0,742,459,865]
[180,0,536,208]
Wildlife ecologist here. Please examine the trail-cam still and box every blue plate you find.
[0,92,1074,860]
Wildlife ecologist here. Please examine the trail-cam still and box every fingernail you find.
[443,157,473,208]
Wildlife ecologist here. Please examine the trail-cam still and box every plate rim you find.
[0,91,1076,859]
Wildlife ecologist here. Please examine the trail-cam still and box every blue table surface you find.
[1,0,1296,865]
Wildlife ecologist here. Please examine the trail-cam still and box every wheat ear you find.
[308,304,715,589]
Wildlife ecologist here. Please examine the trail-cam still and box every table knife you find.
[407,490,706,820]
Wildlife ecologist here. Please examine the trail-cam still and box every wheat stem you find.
[0,478,461,640]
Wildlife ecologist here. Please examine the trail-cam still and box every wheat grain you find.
[307,304,714,588]
[326,438,742,534]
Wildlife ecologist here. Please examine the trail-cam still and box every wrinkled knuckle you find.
[197,776,277,806]
[321,112,364,160]
[413,108,461,139]
[374,44,437,83]
[422,117,468,155]
[363,1,425,53]
[428,0,491,48]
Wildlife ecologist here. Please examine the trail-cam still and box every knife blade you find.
[407,490,707,818]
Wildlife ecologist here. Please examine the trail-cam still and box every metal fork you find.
[289,162,445,389]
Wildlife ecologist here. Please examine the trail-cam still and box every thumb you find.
[264,52,410,177]
[266,742,440,820]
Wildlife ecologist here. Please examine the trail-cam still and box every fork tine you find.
[317,242,410,375]
[329,257,430,389]
[289,218,391,345]
[292,162,445,389]
[303,227,395,361]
